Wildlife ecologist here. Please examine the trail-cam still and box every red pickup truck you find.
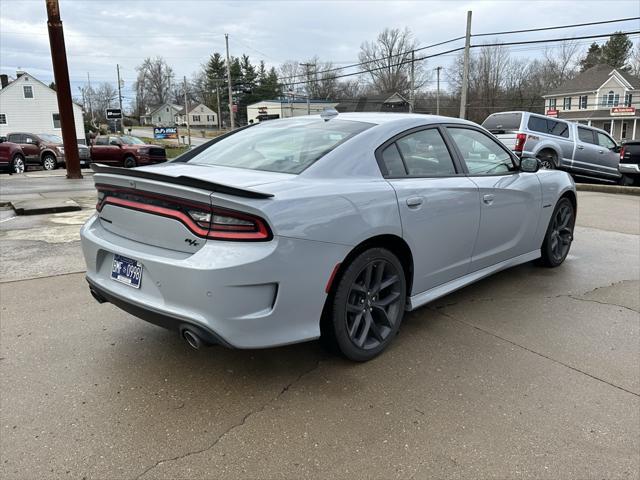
[90,135,167,168]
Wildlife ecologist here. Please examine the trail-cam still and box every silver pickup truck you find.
[483,111,622,183]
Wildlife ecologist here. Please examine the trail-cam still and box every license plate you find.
[111,254,143,288]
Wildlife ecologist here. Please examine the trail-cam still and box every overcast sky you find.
[1,0,638,107]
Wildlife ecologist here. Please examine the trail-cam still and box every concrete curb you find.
[12,199,81,216]
[576,184,640,196]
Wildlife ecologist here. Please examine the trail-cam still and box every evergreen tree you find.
[601,32,633,70]
[579,43,602,71]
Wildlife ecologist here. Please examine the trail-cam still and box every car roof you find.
[272,112,477,128]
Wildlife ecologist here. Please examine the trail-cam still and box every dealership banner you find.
[546,109,559,117]
[154,127,178,139]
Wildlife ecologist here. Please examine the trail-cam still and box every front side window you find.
[563,97,572,110]
[38,134,62,143]
[447,127,515,175]
[186,119,373,174]
[52,113,61,128]
[0,113,6,125]
[394,129,456,176]
[579,95,588,109]
[120,136,145,145]
[596,132,616,149]
[577,127,595,144]
[95,137,108,145]
[23,85,34,98]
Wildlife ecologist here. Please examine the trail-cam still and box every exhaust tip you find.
[90,288,106,304]
[182,329,203,350]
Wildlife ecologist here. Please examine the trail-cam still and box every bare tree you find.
[278,60,302,95]
[90,82,118,122]
[629,41,640,77]
[358,27,428,95]
[134,57,175,113]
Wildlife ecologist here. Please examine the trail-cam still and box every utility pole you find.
[87,72,94,126]
[300,62,315,115]
[435,66,442,115]
[116,64,123,133]
[225,33,235,129]
[459,10,472,119]
[215,82,222,130]
[46,0,81,179]
[409,50,415,113]
[184,76,191,146]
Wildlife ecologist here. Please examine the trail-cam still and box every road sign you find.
[154,127,178,140]
[106,108,122,120]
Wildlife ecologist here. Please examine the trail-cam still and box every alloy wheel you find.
[43,156,56,170]
[345,259,403,350]
[549,202,574,263]
[13,157,25,174]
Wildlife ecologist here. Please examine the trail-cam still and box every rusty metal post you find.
[46,0,82,179]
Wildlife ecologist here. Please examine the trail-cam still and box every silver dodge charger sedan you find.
[81,112,576,361]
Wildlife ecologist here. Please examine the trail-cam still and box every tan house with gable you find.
[542,64,639,141]
[175,103,217,128]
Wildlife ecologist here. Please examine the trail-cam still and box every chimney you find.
[0,74,8,89]
[16,70,26,78]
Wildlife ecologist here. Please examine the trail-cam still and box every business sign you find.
[546,109,559,117]
[153,127,178,139]
[610,107,636,116]
[106,108,122,120]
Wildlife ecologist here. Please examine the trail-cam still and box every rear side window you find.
[95,137,108,145]
[7,134,22,143]
[187,119,373,174]
[527,116,570,138]
[577,127,595,144]
[380,143,406,176]
[482,113,522,132]
[395,129,456,176]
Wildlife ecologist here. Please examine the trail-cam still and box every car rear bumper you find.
[80,214,350,348]
[619,163,640,174]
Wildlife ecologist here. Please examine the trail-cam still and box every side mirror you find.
[520,155,540,173]
[613,145,621,153]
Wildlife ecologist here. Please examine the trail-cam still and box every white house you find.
[542,64,639,141]
[175,103,217,128]
[0,71,86,143]
[146,102,182,126]
[247,99,338,124]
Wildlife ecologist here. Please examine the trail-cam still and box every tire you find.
[123,156,137,168]
[536,150,557,169]
[42,154,57,171]
[330,248,406,362]
[618,174,634,186]
[11,154,25,174]
[538,197,575,268]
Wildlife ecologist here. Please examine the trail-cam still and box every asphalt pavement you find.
[0,189,638,479]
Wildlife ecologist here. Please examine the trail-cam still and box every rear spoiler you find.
[90,163,274,199]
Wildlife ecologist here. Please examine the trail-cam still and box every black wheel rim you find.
[549,203,574,262]
[539,158,554,169]
[345,259,402,350]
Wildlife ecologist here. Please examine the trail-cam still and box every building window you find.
[563,97,572,110]
[166,107,169,112]
[605,90,620,107]
[579,95,588,109]
[0,113,6,125]
[624,93,633,107]
[192,115,201,122]
[548,98,556,109]
[603,122,611,134]
[23,85,34,98]
[52,113,61,128]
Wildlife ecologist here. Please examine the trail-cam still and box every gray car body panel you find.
[81,113,576,349]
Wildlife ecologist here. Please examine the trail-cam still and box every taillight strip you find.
[97,190,271,241]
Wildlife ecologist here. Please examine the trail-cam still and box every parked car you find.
[0,136,26,173]
[90,135,167,168]
[619,140,640,185]
[482,111,622,183]
[82,113,576,361]
[4,132,90,170]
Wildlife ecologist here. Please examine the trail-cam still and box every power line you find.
[473,16,640,37]
[473,29,640,48]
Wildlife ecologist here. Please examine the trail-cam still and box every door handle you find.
[482,194,495,205]
[577,145,584,150]
[406,196,424,207]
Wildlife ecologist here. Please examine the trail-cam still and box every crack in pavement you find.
[566,294,639,315]
[133,358,323,480]
[430,307,639,398]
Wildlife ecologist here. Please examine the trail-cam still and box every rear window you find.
[482,113,522,132]
[185,119,373,174]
